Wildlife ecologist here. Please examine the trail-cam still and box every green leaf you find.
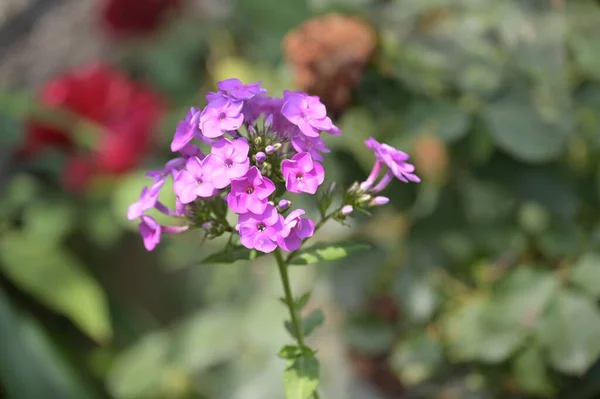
[0,287,98,399]
[23,200,76,246]
[294,292,312,310]
[283,354,320,399]
[201,245,261,264]
[483,90,570,163]
[538,290,600,375]
[302,309,324,337]
[513,344,554,396]
[290,241,371,265]
[391,334,443,385]
[570,253,600,299]
[0,233,112,343]
[278,345,302,360]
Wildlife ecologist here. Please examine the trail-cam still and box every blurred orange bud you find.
[413,136,449,182]
[283,14,377,117]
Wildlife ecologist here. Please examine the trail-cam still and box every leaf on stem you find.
[283,354,320,399]
[201,245,262,264]
[290,241,371,265]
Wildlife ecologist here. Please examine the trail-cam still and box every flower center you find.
[296,173,304,182]
[246,186,254,194]
[257,223,266,232]
[225,159,233,168]
[218,112,227,121]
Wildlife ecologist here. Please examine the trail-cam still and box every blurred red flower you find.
[21,63,165,190]
[101,0,181,37]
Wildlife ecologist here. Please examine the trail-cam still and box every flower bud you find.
[202,221,214,230]
[341,205,353,216]
[278,199,291,211]
[265,145,275,154]
[247,125,257,136]
[265,114,274,128]
[254,136,263,146]
[369,196,389,207]
[358,194,371,204]
[273,143,283,151]
[255,151,267,164]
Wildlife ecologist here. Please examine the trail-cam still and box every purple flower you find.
[139,216,162,251]
[200,95,244,138]
[178,143,205,158]
[291,135,330,162]
[237,205,283,253]
[281,92,334,138]
[138,215,190,251]
[127,177,165,220]
[365,137,420,183]
[173,156,216,204]
[146,157,187,179]
[281,152,325,194]
[217,78,266,100]
[227,166,275,214]
[277,209,314,251]
[203,138,250,189]
[171,107,203,152]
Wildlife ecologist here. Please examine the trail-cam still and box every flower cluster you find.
[128,78,419,252]
[20,63,165,191]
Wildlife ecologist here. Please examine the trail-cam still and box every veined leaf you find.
[290,241,371,265]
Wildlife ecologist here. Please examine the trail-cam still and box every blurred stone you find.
[283,13,377,117]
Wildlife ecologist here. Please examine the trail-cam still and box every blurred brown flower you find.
[283,14,377,117]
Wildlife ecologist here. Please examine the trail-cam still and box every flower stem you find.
[274,248,321,399]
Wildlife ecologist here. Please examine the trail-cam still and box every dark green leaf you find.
[283,354,320,399]
[0,287,98,399]
[0,233,112,343]
[302,309,324,337]
[483,90,570,162]
[513,344,554,396]
[290,241,371,265]
[201,246,261,264]
[278,345,302,360]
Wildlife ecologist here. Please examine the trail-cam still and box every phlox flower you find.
[281,152,325,194]
[291,135,330,162]
[200,95,244,138]
[227,166,276,214]
[171,107,203,151]
[237,204,283,253]
[217,78,266,100]
[127,177,165,220]
[365,137,420,183]
[277,209,314,251]
[173,156,216,204]
[281,92,334,137]
[203,138,250,189]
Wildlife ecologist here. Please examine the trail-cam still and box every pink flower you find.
[281,92,334,137]
[199,95,244,138]
[237,205,283,253]
[171,107,204,152]
[365,137,420,183]
[281,152,325,194]
[291,135,330,162]
[277,209,314,251]
[173,156,216,204]
[217,78,266,100]
[139,216,162,251]
[127,177,165,220]
[226,166,276,214]
[203,138,250,189]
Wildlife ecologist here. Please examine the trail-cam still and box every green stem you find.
[274,248,321,399]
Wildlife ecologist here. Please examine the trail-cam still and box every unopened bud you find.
[265,114,274,128]
[272,143,282,151]
[255,152,267,164]
[347,182,360,194]
[254,136,263,146]
[202,221,214,230]
[369,196,389,207]
[265,145,275,154]
[358,194,371,204]
[341,205,353,216]
[278,199,291,211]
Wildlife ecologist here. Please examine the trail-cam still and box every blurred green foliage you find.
[1,0,600,398]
